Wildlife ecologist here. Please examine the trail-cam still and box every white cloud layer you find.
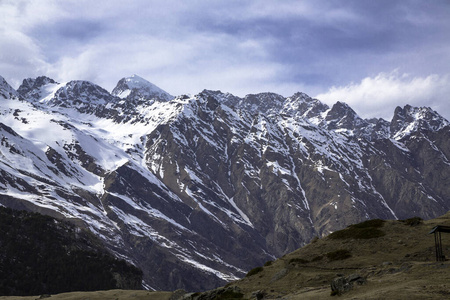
[315,71,450,120]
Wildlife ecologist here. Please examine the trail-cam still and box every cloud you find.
[315,71,450,121]
[1,0,450,117]
[44,31,289,96]
[0,29,49,87]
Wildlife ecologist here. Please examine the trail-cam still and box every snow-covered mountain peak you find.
[207,92,286,116]
[198,89,229,99]
[17,76,57,93]
[282,92,329,119]
[112,75,173,102]
[324,101,365,131]
[391,105,450,140]
[17,76,59,102]
[328,101,356,116]
[0,76,19,99]
[241,92,286,114]
[44,80,115,107]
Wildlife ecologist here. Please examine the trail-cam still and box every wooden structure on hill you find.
[429,225,450,261]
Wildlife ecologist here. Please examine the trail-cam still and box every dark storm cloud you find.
[28,18,108,63]
[47,19,106,42]
[256,1,450,81]
[174,0,450,89]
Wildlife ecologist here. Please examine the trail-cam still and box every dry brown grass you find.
[3,213,450,299]
[223,212,450,299]
[0,290,172,300]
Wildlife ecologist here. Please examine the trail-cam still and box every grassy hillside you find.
[0,290,171,300]
[3,211,450,299]
[218,214,450,299]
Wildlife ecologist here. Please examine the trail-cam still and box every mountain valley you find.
[0,74,449,291]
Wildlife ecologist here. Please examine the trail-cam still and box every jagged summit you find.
[239,92,286,114]
[15,76,115,111]
[17,76,58,101]
[391,105,449,140]
[282,92,329,120]
[0,75,19,99]
[34,80,116,114]
[202,90,328,120]
[111,74,173,102]
[324,101,365,131]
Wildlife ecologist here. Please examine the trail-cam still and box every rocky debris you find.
[330,273,366,296]
[271,268,289,282]
[251,290,266,300]
[170,289,188,300]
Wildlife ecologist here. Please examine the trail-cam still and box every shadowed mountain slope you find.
[0,207,142,296]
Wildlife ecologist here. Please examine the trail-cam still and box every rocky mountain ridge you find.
[0,74,449,291]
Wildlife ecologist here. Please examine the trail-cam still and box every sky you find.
[1,0,449,120]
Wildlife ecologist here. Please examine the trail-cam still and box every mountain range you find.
[0,74,449,291]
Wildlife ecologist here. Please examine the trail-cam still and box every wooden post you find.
[435,231,444,261]
[430,226,450,262]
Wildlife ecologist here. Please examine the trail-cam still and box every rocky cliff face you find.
[0,75,449,291]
